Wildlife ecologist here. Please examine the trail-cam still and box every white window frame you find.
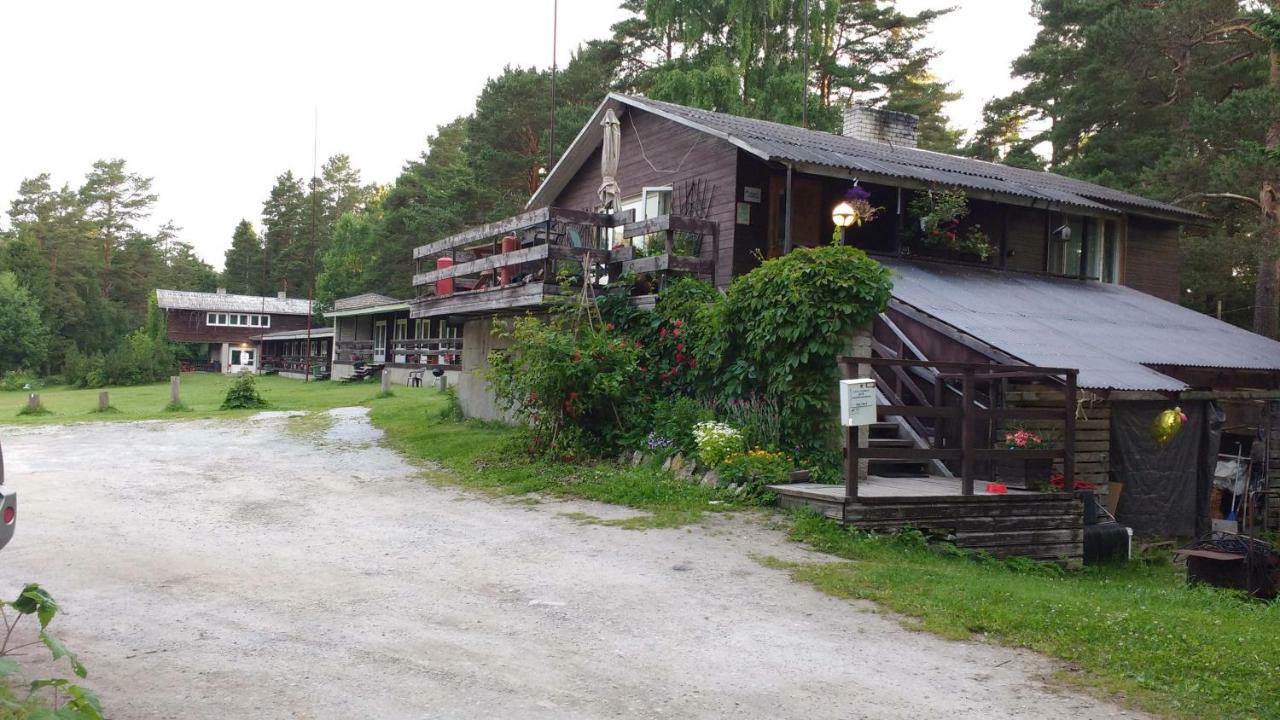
[613,186,673,250]
[206,313,272,327]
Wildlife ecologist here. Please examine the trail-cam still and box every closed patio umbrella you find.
[597,109,621,211]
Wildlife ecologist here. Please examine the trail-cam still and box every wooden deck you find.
[770,477,1084,565]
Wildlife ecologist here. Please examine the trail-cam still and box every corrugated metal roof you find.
[155,289,311,315]
[255,327,334,341]
[883,258,1280,391]
[332,292,403,312]
[532,94,1204,222]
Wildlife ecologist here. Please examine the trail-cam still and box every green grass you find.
[762,511,1280,720]
[367,395,755,528]
[0,374,388,424]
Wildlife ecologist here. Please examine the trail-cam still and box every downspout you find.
[783,163,794,254]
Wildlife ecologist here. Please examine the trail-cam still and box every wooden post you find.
[844,425,859,501]
[1063,370,1077,485]
[98,391,109,411]
[27,393,40,412]
[961,368,975,496]
[381,368,390,394]
[169,376,180,406]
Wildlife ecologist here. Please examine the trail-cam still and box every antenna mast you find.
[306,106,318,382]
[549,0,558,177]
[801,0,810,128]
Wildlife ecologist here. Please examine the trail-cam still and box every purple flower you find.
[846,185,871,202]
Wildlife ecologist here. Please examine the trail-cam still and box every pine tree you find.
[222,219,265,294]
[261,172,309,295]
[79,159,158,298]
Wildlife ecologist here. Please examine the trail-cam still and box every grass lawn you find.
[762,513,1280,720]
[0,373,389,425]
[367,394,755,528]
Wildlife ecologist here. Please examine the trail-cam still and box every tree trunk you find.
[1254,39,1280,339]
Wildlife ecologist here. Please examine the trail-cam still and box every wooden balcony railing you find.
[409,206,719,317]
[334,339,463,367]
[839,356,1077,499]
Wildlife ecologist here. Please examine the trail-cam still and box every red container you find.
[499,234,519,285]
[436,257,454,296]
[985,482,1008,495]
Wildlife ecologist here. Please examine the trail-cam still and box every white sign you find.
[743,186,762,203]
[839,378,877,427]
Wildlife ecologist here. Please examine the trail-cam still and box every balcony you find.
[409,206,718,319]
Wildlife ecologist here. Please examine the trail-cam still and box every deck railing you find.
[334,339,463,367]
[409,206,718,316]
[839,356,1077,500]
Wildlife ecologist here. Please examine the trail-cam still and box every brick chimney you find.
[277,291,287,300]
[842,104,919,148]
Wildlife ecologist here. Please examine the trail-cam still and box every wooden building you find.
[326,293,462,385]
[406,94,1280,548]
[155,288,313,374]
[255,327,334,379]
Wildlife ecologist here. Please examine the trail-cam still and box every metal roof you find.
[155,289,311,315]
[255,327,334,341]
[529,94,1206,223]
[883,258,1280,392]
[325,293,408,318]
[332,292,403,312]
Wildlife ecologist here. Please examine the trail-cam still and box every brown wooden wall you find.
[1006,386,1112,496]
[549,107,740,288]
[164,309,311,344]
[1123,216,1182,301]
[1003,205,1049,272]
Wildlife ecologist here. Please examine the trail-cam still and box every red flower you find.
[659,327,668,338]
[690,359,698,369]
[1072,481,1098,491]
[572,352,581,362]
[569,391,578,400]
[676,343,684,352]
[634,340,642,349]
[675,320,684,328]
[606,323,614,331]
[675,352,685,363]
[673,328,681,338]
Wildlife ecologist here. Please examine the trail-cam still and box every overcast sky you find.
[0,1,1038,270]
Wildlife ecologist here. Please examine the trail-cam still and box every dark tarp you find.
[1111,401,1223,536]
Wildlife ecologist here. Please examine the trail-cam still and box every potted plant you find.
[905,188,995,262]
[992,426,1054,490]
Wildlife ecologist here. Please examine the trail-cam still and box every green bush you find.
[692,421,744,467]
[488,315,643,460]
[220,374,268,410]
[718,447,793,493]
[0,371,40,392]
[714,394,783,450]
[64,330,175,389]
[648,397,713,457]
[721,245,891,454]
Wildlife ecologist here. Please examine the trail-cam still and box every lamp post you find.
[832,200,857,244]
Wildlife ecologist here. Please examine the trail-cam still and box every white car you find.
[0,442,15,550]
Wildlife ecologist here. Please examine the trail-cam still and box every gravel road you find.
[0,408,1146,719]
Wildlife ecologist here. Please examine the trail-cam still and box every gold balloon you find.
[1151,406,1188,447]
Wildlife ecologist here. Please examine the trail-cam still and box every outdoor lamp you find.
[832,200,858,228]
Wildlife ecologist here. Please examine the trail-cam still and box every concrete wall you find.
[457,316,519,423]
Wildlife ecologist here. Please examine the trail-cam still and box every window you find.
[394,319,407,341]
[1048,216,1119,283]
[612,186,672,249]
[205,313,271,327]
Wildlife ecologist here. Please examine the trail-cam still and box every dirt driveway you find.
[0,409,1145,719]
